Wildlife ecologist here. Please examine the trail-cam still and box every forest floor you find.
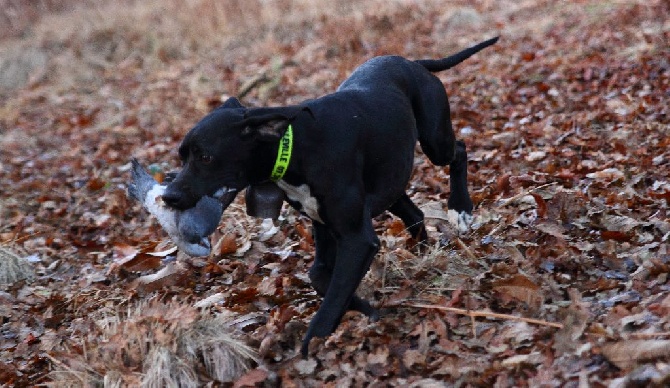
[1,0,669,386]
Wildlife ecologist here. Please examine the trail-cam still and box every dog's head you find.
[162,97,307,211]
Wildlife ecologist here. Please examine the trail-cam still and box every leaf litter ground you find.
[0,0,669,386]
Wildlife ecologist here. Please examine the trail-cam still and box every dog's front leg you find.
[301,216,379,358]
[310,223,378,317]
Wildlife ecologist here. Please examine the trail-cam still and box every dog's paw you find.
[447,209,473,234]
[458,211,473,233]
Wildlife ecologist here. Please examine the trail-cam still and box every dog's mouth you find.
[213,186,239,211]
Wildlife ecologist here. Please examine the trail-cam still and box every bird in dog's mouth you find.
[127,159,226,257]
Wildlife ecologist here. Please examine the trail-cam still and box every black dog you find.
[162,37,498,357]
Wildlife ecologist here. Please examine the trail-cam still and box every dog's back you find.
[336,37,498,167]
[335,55,459,168]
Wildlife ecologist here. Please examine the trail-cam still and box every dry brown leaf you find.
[134,261,190,294]
[233,368,270,388]
[403,349,426,369]
[295,222,314,245]
[600,214,641,233]
[586,168,625,182]
[492,273,543,310]
[367,346,390,365]
[110,243,162,273]
[601,340,670,370]
[553,289,590,355]
[530,193,547,218]
[501,352,543,367]
[216,234,238,255]
[387,219,407,236]
[535,221,567,239]
[117,253,162,273]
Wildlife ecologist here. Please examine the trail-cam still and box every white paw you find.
[458,211,473,233]
[447,209,473,234]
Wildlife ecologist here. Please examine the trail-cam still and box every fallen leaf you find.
[294,359,317,375]
[501,352,543,367]
[367,346,390,365]
[601,340,670,370]
[134,261,190,294]
[600,214,640,233]
[216,234,238,255]
[402,349,426,369]
[193,292,226,309]
[586,168,625,182]
[146,246,178,257]
[492,274,543,310]
[110,244,162,273]
[554,289,590,355]
[233,368,269,388]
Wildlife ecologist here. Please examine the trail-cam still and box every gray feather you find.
[128,158,157,201]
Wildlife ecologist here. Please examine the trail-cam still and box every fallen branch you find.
[404,303,564,329]
[628,332,670,339]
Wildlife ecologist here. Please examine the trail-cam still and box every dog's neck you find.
[269,125,293,182]
[246,128,298,186]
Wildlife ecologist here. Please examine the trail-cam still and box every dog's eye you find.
[200,154,213,165]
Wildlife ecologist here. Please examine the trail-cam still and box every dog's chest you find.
[276,181,324,223]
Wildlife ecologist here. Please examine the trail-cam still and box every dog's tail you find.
[415,36,499,72]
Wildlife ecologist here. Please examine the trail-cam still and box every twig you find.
[454,237,477,261]
[496,182,558,208]
[44,354,89,384]
[628,332,670,339]
[464,280,476,337]
[237,73,270,99]
[405,303,564,329]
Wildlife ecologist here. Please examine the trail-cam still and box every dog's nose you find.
[161,187,184,209]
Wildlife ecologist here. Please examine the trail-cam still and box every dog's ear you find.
[241,119,288,141]
[239,106,310,141]
[218,97,245,110]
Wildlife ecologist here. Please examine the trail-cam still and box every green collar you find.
[270,124,293,181]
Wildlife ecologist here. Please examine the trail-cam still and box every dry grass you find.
[0,0,485,95]
[378,240,481,294]
[48,299,257,387]
[2,0,376,67]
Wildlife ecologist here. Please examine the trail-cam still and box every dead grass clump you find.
[1,0,419,94]
[48,300,257,387]
[372,219,482,299]
[0,246,34,285]
[28,0,354,65]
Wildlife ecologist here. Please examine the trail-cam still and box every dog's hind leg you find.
[309,223,378,317]
[447,140,474,231]
[413,80,456,167]
[388,193,428,251]
[412,80,474,228]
